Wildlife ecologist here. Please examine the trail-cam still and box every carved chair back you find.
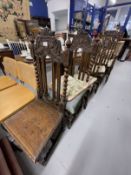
[96,36,117,61]
[70,30,92,68]
[31,29,70,111]
[87,36,117,75]
[102,36,118,64]
[69,30,96,81]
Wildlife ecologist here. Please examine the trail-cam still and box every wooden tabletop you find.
[4,99,62,162]
[0,76,17,91]
[0,85,35,122]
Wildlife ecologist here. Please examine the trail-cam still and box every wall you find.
[55,10,68,32]
[30,0,48,17]
[0,0,30,42]
[47,0,70,31]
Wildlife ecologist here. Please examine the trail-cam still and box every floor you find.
[13,60,131,175]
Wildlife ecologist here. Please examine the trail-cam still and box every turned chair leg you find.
[105,67,112,83]
[93,81,100,93]
[83,90,90,109]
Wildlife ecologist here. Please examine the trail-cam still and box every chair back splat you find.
[70,30,94,81]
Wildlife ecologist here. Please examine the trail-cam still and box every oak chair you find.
[105,38,118,77]
[3,29,68,164]
[32,29,97,128]
[90,36,118,85]
[100,36,118,81]
[60,30,98,126]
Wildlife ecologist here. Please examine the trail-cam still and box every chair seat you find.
[0,76,17,91]
[66,91,86,114]
[107,59,114,67]
[4,100,62,162]
[61,75,97,101]
[49,75,97,114]
[0,85,35,122]
[65,75,97,114]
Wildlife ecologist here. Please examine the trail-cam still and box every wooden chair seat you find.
[4,100,62,162]
[0,85,35,122]
[0,76,17,91]
[50,75,97,102]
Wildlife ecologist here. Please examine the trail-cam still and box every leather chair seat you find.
[49,75,97,114]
